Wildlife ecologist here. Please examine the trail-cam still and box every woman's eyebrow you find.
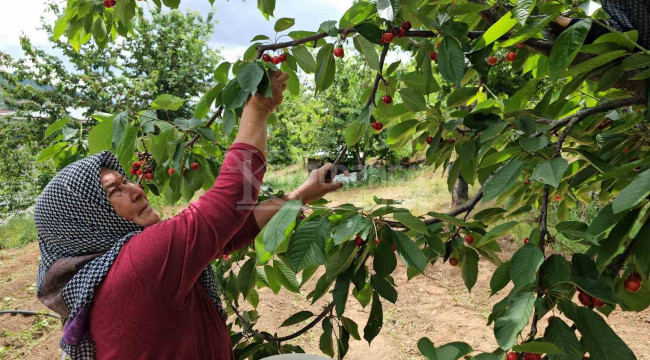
[103,179,120,191]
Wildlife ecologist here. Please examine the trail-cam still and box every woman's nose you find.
[130,183,147,202]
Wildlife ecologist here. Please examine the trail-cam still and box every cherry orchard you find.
[45,0,650,359]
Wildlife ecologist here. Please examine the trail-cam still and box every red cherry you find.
[629,272,642,281]
[578,292,594,307]
[222,254,231,261]
[487,56,498,66]
[449,258,459,266]
[272,56,280,65]
[524,354,542,360]
[381,32,394,43]
[279,53,287,62]
[129,168,137,175]
[392,244,397,251]
[375,238,381,245]
[381,95,392,105]
[525,178,531,184]
[524,238,529,244]
[430,51,438,61]
[262,54,271,62]
[391,27,400,36]
[449,137,455,144]
[506,353,518,360]
[555,195,561,201]
[131,162,141,170]
[593,298,606,308]
[168,168,175,176]
[103,0,116,8]
[437,41,441,48]
[182,169,188,176]
[505,52,516,62]
[136,170,143,176]
[623,147,629,153]
[334,47,344,58]
[464,234,474,245]
[190,162,200,170]
[516,42,525,49]
[354,235,365,247]
[397,28,406,38]
[372,121,384,131]
[145,173,153,180]
[401,20,412,31]
[426,136,433,145]
[624,277,642,292]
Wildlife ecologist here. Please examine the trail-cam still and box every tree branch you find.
[0,310,61,319]
[186,105,223,148]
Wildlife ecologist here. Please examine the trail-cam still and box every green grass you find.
[0,214,37,249]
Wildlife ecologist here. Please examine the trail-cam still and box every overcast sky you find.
[0,0,353,62]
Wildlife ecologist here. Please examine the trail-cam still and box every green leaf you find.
[151,94,185,111]
[88,117,113,155]
[375,0,395,21]
[280,310,314,327]
[447,87,479,107]
[354,23,383,45]
[237,62,265,95]
[116,126,138,172]
[115,0,136,22]
[483,160,523,202]
[263,200,302,253]
[494,292,535,350]
[587,203,629,235]
[274,260,301,293]
[326,241,358,282]
[374,238,397,277]
[393,211,428,233]
[92,16,107,42]
[398,88,428,112]
[353,36,379,72]
[573,307,635,359]
[274,17,295,32]
[563,50,627,78]
[147,127,181,165]
[257,0,275,19]
[462,248,479,292]
[490,261,511,295]
[320,318,334,357]
[37,142,68,162]
[612,169,650,213]
[510,244,545,287]
[512,342,563,355]
[531,157,569,188]
[53,15,67,41]
[549,19,591,81]
[597,65,624,92]
[315,44,336,93]
[542,255,571,287]
[345,121,366,147]
[292,46,317,73]
[339,2,375,28]
[332,214,370,244]
[45,118,71,138]
[513,0,536,25]
[571,276,618,304]
[288,217,329,272]
[193,85,220,119]
[544,317,582,360]
[520,136,548,152]
[213,62,231,83]
[438,37,465,85]
[363,291,383,344]
[417,338,438,360]
[341,317,361,340]
[621,53,650,70]
[394,231,427,273]
[222,79,249,110]
[447,3,491,16]
[474,12,518,49]
[370,274,397,303]
[237,258,257,299]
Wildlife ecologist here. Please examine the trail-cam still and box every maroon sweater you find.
[89,143,266,359]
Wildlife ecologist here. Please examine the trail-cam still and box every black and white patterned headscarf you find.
[34,151,226,359]
[602,0,650,48]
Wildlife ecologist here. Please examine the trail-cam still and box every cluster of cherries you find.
[506,352,542,360]
[354,235,396,252]
[380,20,412,45]
[103,0,116,8]
[597,118,613,130]
[129,161,154,180]
[577,290,606,308]
[426,136,454,145]
[262,52,287,65]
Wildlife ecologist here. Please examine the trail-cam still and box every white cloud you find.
[0,0,52,50]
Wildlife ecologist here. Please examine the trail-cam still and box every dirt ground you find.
[1,239,649,359]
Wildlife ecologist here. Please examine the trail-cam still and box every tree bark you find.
[452,175,469,207]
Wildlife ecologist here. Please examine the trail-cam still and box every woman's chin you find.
[137,207,161,227]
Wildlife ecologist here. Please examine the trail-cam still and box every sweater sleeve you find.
[125,142,266,304]
[223,212,261,255]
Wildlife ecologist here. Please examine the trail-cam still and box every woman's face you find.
[100,167,161,227]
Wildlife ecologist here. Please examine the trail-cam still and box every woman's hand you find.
[245,70,290,116]
[287,163,344,205]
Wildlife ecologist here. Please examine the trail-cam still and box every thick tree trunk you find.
[452,175,469,207]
